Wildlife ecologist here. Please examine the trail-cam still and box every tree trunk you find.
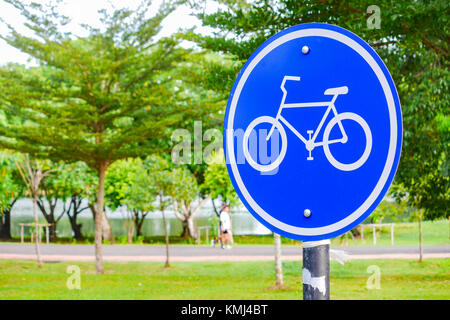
[181,221,190,240]
[69,197,86,240]
[36,198,59,242]
[44,212,57,242]
[69,218,83,240]
[102,211,114,243]
[178,218,188,240]
[0,209,12,240]
[135,213,145,237]
[211,199,220,217]
[162,209,170,268]
[32,195,43,267]
[89,202,114,244]
[94,164,107,274]
[187,216,197,241]
[175,198,209,241]
[274,233,283,287]
[49,221,57,242]
[419,214,423,262]
[67,197,84,240]
[127,225,132,244]
[126,213,135,244]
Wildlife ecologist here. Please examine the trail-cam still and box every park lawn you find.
[338,219,450,247]
[235,220,449,247]
[0,258,448,300]
[3,219,448,247]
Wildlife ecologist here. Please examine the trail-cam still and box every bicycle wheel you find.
[243,116,287,172]
[323,112,372,171]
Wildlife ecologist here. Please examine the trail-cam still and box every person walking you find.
[211,203,233,249]
[219,203,232,249]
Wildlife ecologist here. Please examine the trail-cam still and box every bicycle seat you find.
[324,86,348,95]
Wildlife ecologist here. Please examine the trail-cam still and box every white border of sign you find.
[226,28,398,236]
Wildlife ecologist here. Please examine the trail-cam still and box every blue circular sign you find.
[224,23,402,241]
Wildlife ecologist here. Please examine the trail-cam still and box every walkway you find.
[0,243,449,262]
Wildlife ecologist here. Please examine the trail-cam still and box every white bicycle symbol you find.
[243,76,372,172]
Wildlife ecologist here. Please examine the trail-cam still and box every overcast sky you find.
[0,0,216,66]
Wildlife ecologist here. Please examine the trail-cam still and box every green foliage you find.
[192,0,450,219]
[0,0,216,265]
[369,199,409,223]
[38,161,92,203]
[105,155,200,220]
[0,0,192,171]
[143,155,198,209]
[202,148,237,205]
[0,152,24,211]
[106,158,156,213]
[55,161,97,199]
[192,0,449,62]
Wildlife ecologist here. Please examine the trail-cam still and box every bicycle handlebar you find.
[284,76,301,81]
[281,76,301,99]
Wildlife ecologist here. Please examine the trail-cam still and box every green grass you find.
[4,219,448,247]
[231,219,450,247]
[339,220,449,247]
[0,259,448,299]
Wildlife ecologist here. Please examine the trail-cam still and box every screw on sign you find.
[224,23,402,300]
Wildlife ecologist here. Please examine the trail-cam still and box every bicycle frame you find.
[266,76,349,160]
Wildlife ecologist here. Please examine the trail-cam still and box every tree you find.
[105,158,156,242]
[126,164,157,239]
[0,152,25,240]
[416,209,425,262]
[170,127,224,240]
[169,164,210,241]
[272,233,284,289]
[393,184,433,262]
[390,52,449,222]
[0,0,193,273]
[144,155,178,267]
[57,162,94,240]
[370,198,408,224]
[16,155,55,267]
[169,51,233,219]
[202,148,237,206]
[33,160,71,241]
[191,0,449,221]
[202,148,237,242]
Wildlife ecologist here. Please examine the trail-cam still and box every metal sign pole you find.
[302,240,330,300]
